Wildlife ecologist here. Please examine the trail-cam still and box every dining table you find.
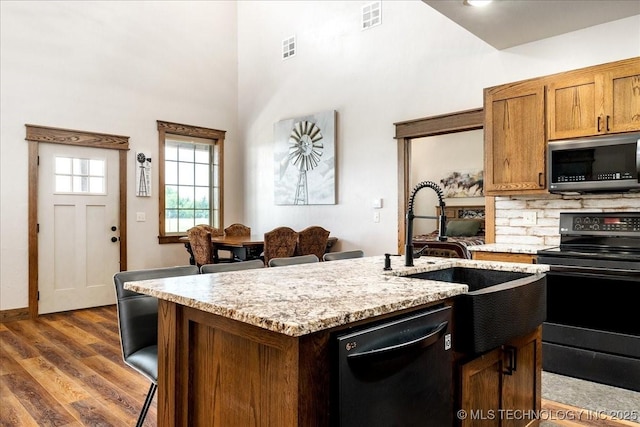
[180,234,338,265]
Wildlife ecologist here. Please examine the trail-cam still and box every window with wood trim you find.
[157,121,225,244]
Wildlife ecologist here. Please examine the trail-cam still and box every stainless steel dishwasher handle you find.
[347,321,448,362]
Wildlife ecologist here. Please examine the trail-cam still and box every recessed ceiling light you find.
[464,0,492,7]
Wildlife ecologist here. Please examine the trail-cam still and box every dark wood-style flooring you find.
[0,306,155,426]
[0,306,636,426]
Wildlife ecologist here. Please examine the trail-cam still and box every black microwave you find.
[547,133,640,193]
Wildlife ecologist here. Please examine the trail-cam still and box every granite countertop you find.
[468,243,556,254]
[124,255,548,337]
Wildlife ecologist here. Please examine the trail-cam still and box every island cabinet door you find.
[459,347,503,427]
[458,327,542,427]
[501,330,542,427]
[157,301,312,427]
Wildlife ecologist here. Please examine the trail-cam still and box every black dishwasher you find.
[334,305,452,426]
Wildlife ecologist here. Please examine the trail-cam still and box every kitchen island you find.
[125,255,548,426]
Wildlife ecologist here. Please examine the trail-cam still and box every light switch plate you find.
[373,211,380,223]
[136,212,146,222]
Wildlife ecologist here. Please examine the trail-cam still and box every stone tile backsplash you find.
[494,193,640,246]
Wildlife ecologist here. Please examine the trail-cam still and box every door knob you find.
[111,226,117,231]
[111,237,118,242]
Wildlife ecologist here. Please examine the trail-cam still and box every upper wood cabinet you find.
[484,57,639,196]
[484,81,546,195]
[547,57,640,140]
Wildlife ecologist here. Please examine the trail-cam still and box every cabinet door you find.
[547,73,603,140]
[605,62,640,134]
[502,329,542,427]
[460,348,503,427]
[548,58,640,139]
[484,83,546,195]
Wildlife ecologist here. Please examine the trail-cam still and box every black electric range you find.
[537,212,640,392]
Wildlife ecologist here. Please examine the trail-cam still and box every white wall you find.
[237,1,640,256]
[0,1,239,310]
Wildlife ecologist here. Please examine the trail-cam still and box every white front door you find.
[38,143,120,314]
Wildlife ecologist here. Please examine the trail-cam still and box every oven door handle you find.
[549,265,640,278]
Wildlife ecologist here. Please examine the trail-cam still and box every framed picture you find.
[136,152,151,197]
[274,110,336,205]
[440,170,483,198]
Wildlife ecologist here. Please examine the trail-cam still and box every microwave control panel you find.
[556,171,635,182]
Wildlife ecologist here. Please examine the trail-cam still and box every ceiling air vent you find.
[282,35,296,60]
[362,1,381,30]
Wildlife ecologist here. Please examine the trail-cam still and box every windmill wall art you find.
[274,110,336,205]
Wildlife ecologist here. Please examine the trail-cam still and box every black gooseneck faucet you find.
[405,181,447,267]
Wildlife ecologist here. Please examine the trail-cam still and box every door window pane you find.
[89,177,104,193]
[55,157,72,175]
[55,156,105,194]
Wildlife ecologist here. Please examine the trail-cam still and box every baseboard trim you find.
[0,307,30,323]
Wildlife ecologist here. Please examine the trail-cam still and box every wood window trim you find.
[157,120,226,244]
[393,108,493,254]
[25,124,129,319]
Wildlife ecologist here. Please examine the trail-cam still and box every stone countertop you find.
[124,255,548,337]
[468,243,556,254]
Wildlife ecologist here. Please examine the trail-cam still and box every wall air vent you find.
[282,35,296,60]
[362,1,381,30]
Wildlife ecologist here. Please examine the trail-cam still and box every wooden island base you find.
[158,300,333,426]
[158,299,542,427]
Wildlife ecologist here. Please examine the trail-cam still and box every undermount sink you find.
[405,267,547,354]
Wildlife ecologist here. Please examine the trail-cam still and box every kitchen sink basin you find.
[405,267,546,354]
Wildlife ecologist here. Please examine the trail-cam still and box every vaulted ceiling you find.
[422,0,640,49]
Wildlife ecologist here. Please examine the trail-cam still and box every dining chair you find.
[224,223,251,236]
[113,265,199,427]
[200,259,265,273]
[188,224,228,265]
[323,249,365,261]
[268,254,319,267]
[223,223,252,261]
[297,226,330,261]
[262,226,299,266]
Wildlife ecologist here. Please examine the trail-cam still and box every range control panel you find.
[559,212,640,234]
